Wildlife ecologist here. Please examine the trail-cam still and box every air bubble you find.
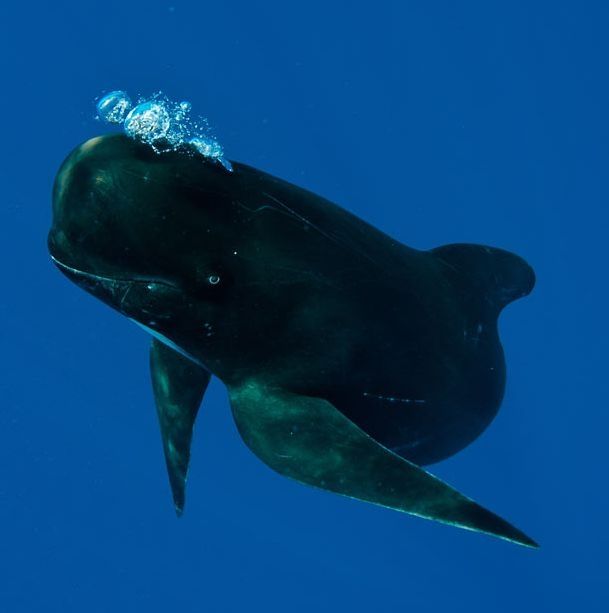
[189,136,223,159]
[174,101,192,121]
[94,90,232,171]
[123,102,171,144]
[96,91,132,124]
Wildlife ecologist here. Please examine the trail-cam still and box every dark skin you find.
[49,135,536,547]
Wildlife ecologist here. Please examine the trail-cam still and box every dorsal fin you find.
[431,243,535,311]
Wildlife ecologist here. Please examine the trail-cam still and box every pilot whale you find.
[48,134,537,547]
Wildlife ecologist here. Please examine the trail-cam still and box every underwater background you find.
[1,1,608,611]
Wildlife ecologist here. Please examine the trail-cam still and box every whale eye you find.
[208,274,221,285]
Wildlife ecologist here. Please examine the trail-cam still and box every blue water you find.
[1,1,608,611]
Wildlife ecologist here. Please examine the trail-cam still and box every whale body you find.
[48,135,536,547]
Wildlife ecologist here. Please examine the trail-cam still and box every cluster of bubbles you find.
[95,91,232,172]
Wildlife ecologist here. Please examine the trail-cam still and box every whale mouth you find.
[50,254,179,290]
[50,254,141,310]
[51,254,125,284]
[50,253,182,319]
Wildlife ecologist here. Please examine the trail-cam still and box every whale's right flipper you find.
[150,339,210,515]
[229,380,537,548]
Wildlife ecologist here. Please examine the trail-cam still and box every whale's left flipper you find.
[229,380,537,548]
[150,339,210,515]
